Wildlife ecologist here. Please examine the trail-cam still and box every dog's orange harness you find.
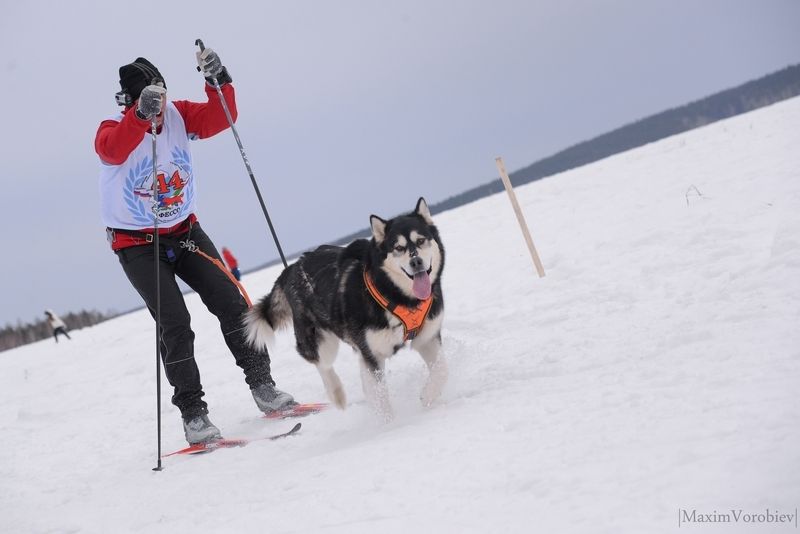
[364,270,433,341]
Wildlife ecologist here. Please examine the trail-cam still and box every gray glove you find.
[136,85,166,121]
[196,48,223,78]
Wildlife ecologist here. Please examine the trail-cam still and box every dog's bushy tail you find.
[243,286,293,350]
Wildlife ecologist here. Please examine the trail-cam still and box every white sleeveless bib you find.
[99,102,196,229]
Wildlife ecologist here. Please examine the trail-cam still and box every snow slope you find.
[2,96,799,534]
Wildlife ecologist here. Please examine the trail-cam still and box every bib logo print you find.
[124,148,193,225]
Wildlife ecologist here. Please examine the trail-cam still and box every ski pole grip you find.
[195,39,206,72]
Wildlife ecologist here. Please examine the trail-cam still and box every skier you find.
[44,310,71,343]
[221,247,241,281]
[94,50,295,445]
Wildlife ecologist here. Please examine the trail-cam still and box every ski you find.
[263,402,329,420]
[164,422,301,457]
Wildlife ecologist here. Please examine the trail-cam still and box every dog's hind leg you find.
[415,334,448,407]
[315,331,346,409]
[294,323,346,408]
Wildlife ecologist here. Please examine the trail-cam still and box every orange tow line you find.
[180,240,252,308]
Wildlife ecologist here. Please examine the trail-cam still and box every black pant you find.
[116,223,273,418]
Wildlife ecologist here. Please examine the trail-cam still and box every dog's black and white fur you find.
[244,198,446,419]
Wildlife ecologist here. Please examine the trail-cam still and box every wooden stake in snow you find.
[495,157,546,277]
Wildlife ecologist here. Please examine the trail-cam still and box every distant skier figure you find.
[44,310,71,343]
[221,247,241,281]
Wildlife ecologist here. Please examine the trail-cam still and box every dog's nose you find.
[409,256,425,273]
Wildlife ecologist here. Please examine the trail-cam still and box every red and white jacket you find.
[95,83,237,250]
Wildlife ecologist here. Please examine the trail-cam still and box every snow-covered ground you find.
[2,97,799,534]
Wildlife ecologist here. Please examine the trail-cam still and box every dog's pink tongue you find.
[412,272,432,300]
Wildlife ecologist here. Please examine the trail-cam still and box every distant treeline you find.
[266,64,800,255]
[0,310,114,352]
[323,65,800,247]
[432,64,800,212]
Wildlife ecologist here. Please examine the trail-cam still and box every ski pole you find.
[151,117,164,472]
[195,38,288,269]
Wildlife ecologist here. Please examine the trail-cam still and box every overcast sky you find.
[1,0,798,326]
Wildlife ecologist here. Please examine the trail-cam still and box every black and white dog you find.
[244,198,446,419]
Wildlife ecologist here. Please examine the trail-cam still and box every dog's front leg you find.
[358,355,393,422]
[416,334,448,407]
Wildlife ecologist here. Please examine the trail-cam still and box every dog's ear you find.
[415,197,433,225]
[370,215,387,244]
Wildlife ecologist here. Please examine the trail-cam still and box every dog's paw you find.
[420,379,445,407]
[420,389,439,408]
[329,387,347,410]
[366,389,394,422]
[375,402,395,423]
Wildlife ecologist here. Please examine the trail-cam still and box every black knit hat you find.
[118,57,165,102]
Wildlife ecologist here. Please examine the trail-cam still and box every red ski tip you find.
[263,402,329,420]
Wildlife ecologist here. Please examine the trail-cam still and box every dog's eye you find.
[416,237,426,246]
[394,245,406,253]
